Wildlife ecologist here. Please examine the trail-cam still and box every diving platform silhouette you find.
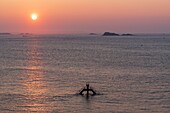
[79,83,96,96]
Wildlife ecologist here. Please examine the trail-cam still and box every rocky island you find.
[121,33,134,36]
[102,32,134,36]
[0,33,11,35]
[89,33,97,35]
[102,32,119,36]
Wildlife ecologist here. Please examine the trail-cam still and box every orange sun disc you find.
[31,14,38,20]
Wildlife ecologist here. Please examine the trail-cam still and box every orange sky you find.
[0,0,170,34]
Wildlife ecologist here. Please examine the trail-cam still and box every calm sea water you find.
[0,34,170,113]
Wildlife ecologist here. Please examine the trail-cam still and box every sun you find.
[31,13,38,20]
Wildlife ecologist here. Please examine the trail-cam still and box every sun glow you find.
[31,13,38,20]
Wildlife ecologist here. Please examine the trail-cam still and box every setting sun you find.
[31,13,38,21]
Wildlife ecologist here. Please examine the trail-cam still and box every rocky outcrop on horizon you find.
[89,33,97,35]
[121,33,134,36]
[102,32,119,36]
[102,32,134,36]
[0,33,11,35]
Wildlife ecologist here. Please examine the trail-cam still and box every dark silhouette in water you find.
[79,83,96,97]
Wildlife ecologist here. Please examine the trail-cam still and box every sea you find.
[0,34,170,113]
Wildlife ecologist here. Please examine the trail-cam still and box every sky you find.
[0,0,170,34]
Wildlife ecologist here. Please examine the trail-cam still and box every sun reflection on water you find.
[19,40,51,112]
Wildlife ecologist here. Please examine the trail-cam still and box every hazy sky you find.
[0,0,170,34]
